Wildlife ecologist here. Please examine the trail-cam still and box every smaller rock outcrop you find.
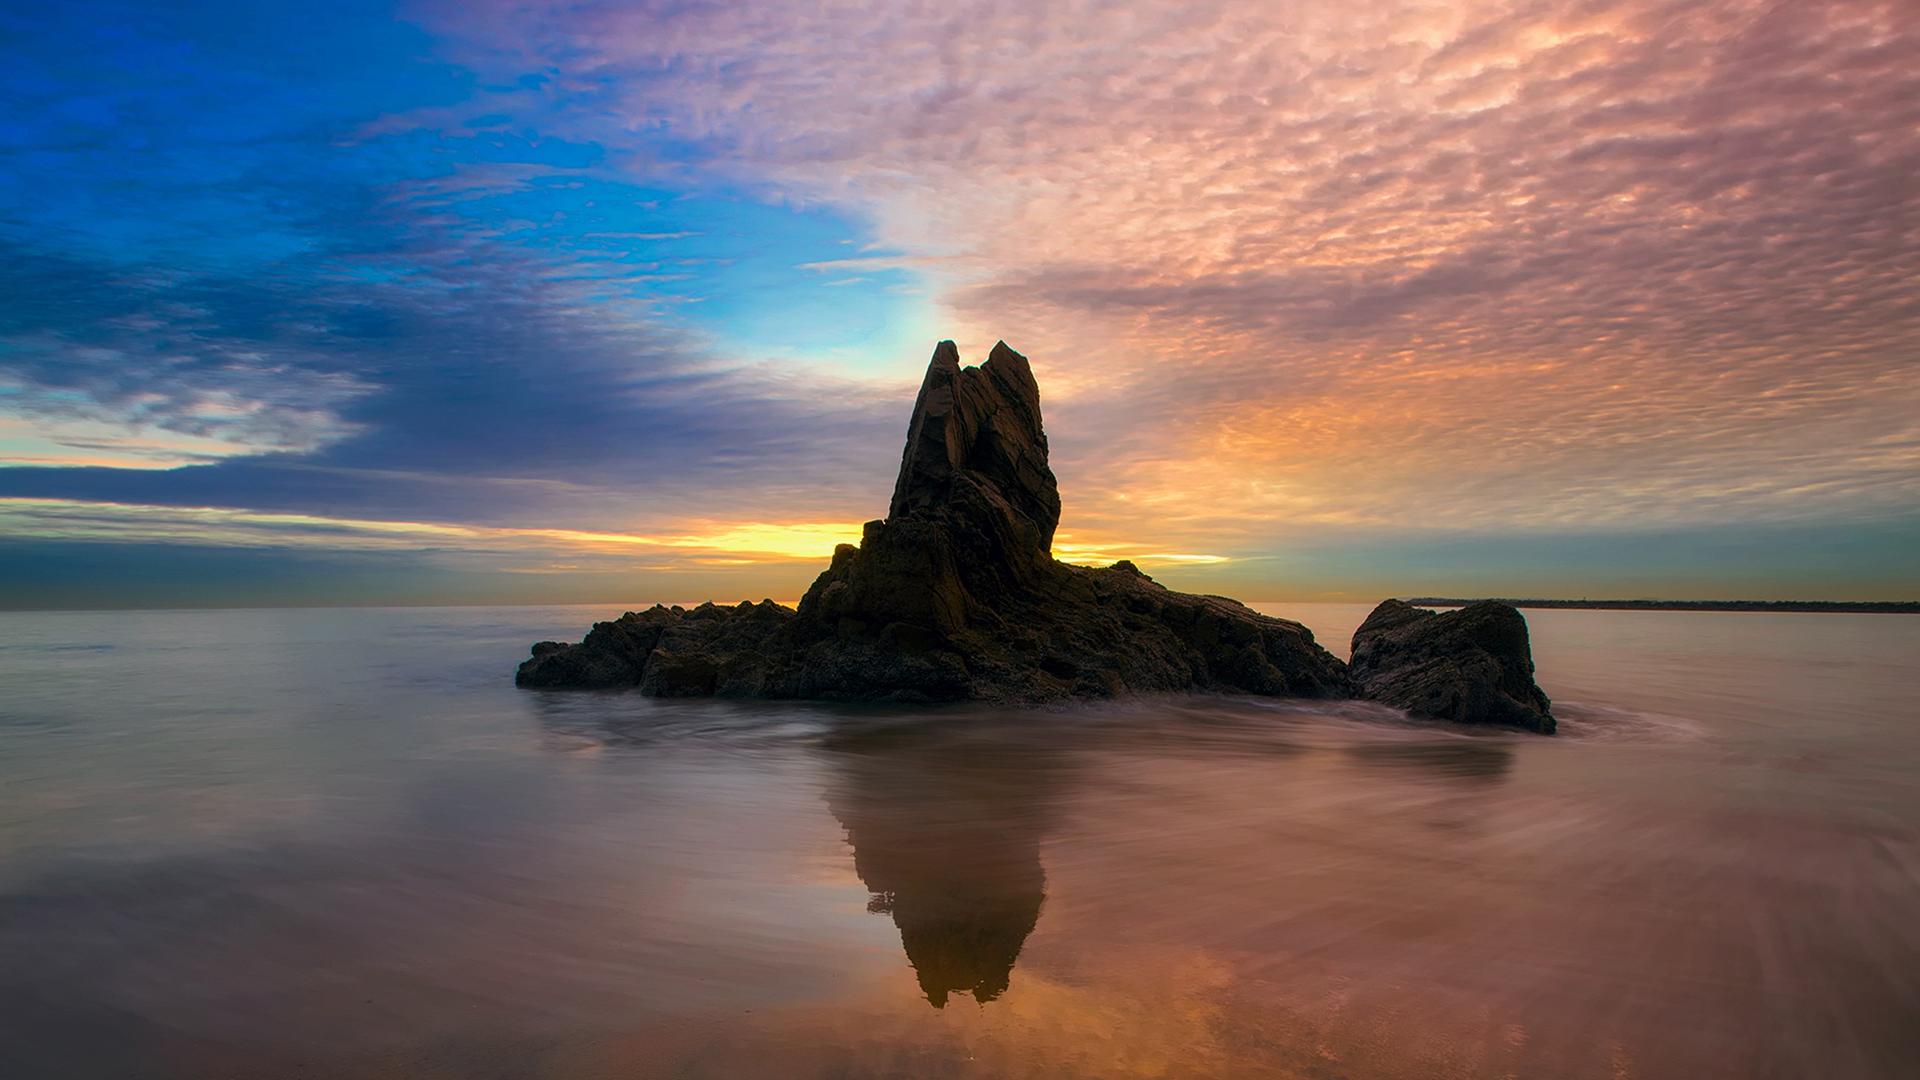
[517,600,797,694]
[1349,600,1554,733]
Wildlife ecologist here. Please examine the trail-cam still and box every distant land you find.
[1407,598,1920,614]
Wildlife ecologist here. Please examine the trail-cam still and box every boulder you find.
[1349,599,1555,733]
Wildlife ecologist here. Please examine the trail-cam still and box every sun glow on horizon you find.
[0,498,867,566]
[1051,535,1229,567]
[0,497,1242,579]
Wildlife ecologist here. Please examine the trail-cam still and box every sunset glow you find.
[2,0,1914,606]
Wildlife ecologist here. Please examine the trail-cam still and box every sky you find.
[1,0,1915,608]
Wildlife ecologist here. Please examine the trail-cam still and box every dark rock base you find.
[516,560,1353,706]
[1348,600,1555,733]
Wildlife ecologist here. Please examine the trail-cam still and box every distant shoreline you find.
[1407,598,1920,614]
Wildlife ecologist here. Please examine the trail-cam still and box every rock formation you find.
[518,340,1352,705]
[1349,599,1555,734]
[517,339,1554,730]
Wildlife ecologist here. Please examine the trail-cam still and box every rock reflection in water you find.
[822,722,1066,1008]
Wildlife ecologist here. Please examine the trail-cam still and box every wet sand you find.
[1,604,1915,1078]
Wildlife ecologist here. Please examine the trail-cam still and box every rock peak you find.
[888,340,1060,554]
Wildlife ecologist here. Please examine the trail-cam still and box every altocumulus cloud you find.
[422,0,1920,541]
[1,0,1915,604]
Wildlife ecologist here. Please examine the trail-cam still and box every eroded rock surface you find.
[1349,599,1555,733]
[516,340,1353,705]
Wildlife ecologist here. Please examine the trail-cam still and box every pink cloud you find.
[416,0,1920,536]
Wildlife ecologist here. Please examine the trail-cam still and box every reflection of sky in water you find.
[1,605,1918,1077]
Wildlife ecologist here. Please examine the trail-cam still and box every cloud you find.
[421,0,1920,534]
[0,230,910,529]
[5,0,1914,605]
[0,312,376,468]
[2,0,960,541]
[0,0,931,539]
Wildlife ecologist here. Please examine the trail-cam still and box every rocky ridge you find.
[518,340,1553,729]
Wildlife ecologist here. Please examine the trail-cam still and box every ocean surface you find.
[0,602,1915,1079]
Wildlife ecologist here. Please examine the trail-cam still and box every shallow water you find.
[0,603,1916,1079]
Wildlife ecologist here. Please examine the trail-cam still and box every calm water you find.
[0,603,1916,1079]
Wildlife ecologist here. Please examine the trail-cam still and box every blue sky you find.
[2,0,1915,606]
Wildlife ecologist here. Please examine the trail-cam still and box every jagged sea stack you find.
[796,340,1062,659]
[516,340,1354,704]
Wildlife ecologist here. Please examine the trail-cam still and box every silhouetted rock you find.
[517,339,1360,704]
[1349,600,1555,733]
[890,340,1060,559]
[515,600,797,693]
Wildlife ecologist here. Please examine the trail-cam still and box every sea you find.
[0,602,1915,1080]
